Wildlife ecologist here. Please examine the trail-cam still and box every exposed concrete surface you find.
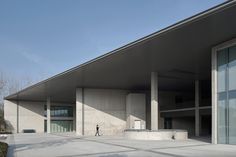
[151,72,158,130]
[172,117,195,136]
[126,93,146,129]
[5,133,236,157]
[4,100,75,133]
[4,100,18,133]
[124,129,187,140]
[47,97,51,133]
[4,89,209,137]
[76,88,84,135]
[4,100,45,133]
[83,89,128,135]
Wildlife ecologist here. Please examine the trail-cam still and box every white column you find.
[17,98,19,133]
[46,97,51,133]
[151,72,158,130]
[212,48,218,144]
[195,80,200,136]
[76,88,84,135]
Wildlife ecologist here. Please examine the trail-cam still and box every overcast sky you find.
[0,0,225,85]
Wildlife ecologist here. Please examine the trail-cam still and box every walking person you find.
[95,124,100,136]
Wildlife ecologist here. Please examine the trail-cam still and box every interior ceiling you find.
[6,1,236,103]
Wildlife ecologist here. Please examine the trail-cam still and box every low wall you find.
[124,129,188,140]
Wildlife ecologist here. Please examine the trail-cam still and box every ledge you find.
[124,129,188,140]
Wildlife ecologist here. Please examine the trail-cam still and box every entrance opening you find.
[164,118,172,129]
[157,78,212,139]
[201,115,211,136]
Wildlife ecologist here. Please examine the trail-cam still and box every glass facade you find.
[51,106,73,117]
[50,120,73,133]
[217,45,236,144]
[44,106,73,117]
[44,105,74,133]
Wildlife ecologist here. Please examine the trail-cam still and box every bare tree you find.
[0,72,6,111]
[0,72,6,97]
[0,71,35,104]
[0,72,6,131]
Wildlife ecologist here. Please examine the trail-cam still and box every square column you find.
[76,88,84,135]
[46,97,51,133]
[195,80,200,136]
[151,72,158,130]
[212,48,217,144]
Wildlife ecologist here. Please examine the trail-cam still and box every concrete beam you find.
[76,88,84,135]
[151,72,158,130]
[46,97,51,133]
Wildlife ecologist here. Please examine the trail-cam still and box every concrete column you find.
[212,48,218,144]
[195,80,200,136]
[46,97,51,133]
[151,72,158,130]
[16,96,19,133]
[76,88,84,135]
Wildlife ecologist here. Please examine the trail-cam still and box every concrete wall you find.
[4,100,45,133]
[126,93,146,129]
[83,88,128,135]
[4,100,75,133]
[4,100,17,133]
[4,88,130,135]
[4,88,200,136]
[18,101,45,133]
[172,117,195,136]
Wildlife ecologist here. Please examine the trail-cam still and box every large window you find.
[44,105,74,133]
[51,106,73,117]
[44,106,73,117]
[217,45,236,144]
[50,120,73,133]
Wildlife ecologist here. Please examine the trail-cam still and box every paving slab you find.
[5,133,236,157]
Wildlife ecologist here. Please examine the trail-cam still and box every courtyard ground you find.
[3,133,236,157]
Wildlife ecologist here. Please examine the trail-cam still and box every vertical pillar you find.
[195,80,200,136]
[76,88,84,135]
[212,49,217,144]
[17,95,19,133]
[151,72,158,130]
[46,97,51,133]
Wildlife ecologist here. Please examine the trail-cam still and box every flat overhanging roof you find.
[5,1,236,103]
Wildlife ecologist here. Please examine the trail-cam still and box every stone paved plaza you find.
[2,133,236,157]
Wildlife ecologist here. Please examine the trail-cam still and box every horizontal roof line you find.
[5,0,236,100]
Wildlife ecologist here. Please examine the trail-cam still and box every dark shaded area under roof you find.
[5,1,236,103]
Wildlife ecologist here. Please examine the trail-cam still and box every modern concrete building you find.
[3,1,236,144]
